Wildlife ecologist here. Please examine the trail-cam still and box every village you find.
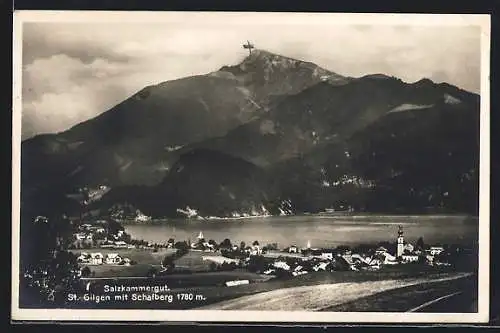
[68,215,471,284]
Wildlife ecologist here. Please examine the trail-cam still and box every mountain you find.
[97,149,278,218]
[21,49,347,202]
[20,49,480,220]
[265,80,480,214]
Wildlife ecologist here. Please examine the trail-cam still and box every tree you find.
[220,238,232,248]
[162,255,176,269]
[416,237,425,250]
[266,243,278,251]
[252,240,259,246]
[247,255,267,273]
[240,241,246,250]
[81,266,91,278]
[174,241,189,252]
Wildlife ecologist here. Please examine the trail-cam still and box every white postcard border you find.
[11,11,491,323]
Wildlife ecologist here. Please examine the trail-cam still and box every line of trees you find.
[20,215,83,307]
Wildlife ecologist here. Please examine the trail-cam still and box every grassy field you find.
[72,249,233,277]
[83,264,159,278]
[173,250,222,272]
[263,251,305,259]
[71,247,177,277]
[70,248,177,265]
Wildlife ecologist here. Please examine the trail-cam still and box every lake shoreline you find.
[116,213,478,225]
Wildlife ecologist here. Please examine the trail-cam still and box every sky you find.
[19,13,483,140]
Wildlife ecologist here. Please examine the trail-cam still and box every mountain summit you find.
[21,50,348,193]
[217,49,349,104]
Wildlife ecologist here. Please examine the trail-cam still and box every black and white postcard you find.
[11,11,491,323]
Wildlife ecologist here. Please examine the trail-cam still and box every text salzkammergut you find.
[103,284,170,293]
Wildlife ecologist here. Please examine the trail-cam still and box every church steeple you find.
[397,225,404,258]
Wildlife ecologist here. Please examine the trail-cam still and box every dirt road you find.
[201,272,473,311]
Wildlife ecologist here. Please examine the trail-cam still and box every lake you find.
[123,214,479,249]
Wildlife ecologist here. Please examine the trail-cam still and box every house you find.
[340,255,358,271]
[375,246,389,254]
[313,262,330,271]
[225,280,250,287]
[93,227,106,234]
[404,243,414,253]
[105,253,122,265]
[101,240,115,248]
[77,253,90,263]
[203,243,215,252]
[273,261,291,271]
[351,254,372,266]
[288,245,299,253]
[373,251,397,265]
[74,233,86,241]
[367,257,383,266]
[321,252,334,260]
[429,246,444,256]
[292,270,308,276]
[294,265,303,272]
[80,224,92,231]
[402,254,419,263]
[89,253,104,265]
[114,241,128,248]
[251,244,262,256]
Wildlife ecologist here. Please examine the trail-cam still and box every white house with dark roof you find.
[74,233,86,241]
[114,241,128,248]
[105,253,122,265]
[273,261,291,271]
[89,253,104,265]
[77,252,90,263]
[429,246,445,256]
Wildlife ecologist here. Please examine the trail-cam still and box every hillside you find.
[268,96,479,214]
[178,75,476,167]
[95,149,278,218]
